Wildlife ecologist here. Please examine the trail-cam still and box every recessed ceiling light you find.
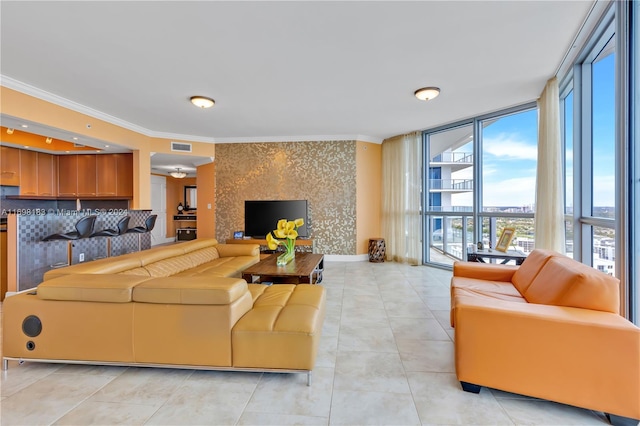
[104,145,109,148]
[21,124,28,128]
[6,128,14,134]
[73,137,78,140]
[414,87,441,101]
[190,96,215,109]
[45,137,53,144]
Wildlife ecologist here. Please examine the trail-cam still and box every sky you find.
[447,51,615,209]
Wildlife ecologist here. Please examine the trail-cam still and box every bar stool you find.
[126,215,157,251]
[91,216,130,237]
[42,215,97,241]
[90,216,131,256]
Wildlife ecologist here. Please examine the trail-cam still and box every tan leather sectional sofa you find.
[451,249,640,426]
[2,239,326,384]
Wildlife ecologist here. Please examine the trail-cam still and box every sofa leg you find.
[2,358,7,371]
[460,381,481,393]
[605,413,640,426]
[307,371,311,386]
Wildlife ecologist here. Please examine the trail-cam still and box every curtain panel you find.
[535,77,566,252]
[381,131,422,265]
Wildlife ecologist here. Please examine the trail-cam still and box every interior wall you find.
[0,87,215,210]
[196,162,216,239]
[215,141,357,255]
[356,141,382,255]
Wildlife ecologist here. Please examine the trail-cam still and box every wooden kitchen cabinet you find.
[96,154,118,196]
[1,146,21,186]
[57,155,78,196]
[19,149,38,195]
[9,150,133,199]
[115,153,133,197]
[37,152,57,196]
[77,154,97,196]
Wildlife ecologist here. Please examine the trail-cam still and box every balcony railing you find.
[431,152,473,163]
[429,179,474,191]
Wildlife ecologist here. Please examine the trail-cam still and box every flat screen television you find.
[244,200,309,238]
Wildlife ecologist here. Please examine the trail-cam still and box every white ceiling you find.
[1,1,594,146]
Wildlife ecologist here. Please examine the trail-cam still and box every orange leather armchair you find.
[451,249,640,426]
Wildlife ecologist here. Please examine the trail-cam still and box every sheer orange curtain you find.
[535,77,565,252]
[381,131,422,264]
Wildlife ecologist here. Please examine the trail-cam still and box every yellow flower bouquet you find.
[266,218,304,266]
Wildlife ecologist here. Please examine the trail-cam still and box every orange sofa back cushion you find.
[511,249,558,294]
[523,256,620,313]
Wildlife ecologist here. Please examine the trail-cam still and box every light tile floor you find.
[0,261,614,425]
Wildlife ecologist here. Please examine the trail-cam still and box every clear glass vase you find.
[276,247,295,266]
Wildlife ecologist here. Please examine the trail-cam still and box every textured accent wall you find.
[215,141,356,255]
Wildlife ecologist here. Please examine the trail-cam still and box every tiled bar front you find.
[11,210,152,291]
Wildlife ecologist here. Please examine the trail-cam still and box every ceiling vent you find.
[73,143,85,148]
[171,142,192,153]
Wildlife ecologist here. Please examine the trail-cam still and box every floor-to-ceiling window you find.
[561,87,574,256]
[560,2,638,322]
[562,10,617,275]
[480,109,538,253]
[422,105,537,267]
[423,123,474,265]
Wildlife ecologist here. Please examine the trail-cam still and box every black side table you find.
[467,248,527,265]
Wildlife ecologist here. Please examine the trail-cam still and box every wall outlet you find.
[79,253,85,262]
[207,203,212,209]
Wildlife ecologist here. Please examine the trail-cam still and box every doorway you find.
[150,175,168,245]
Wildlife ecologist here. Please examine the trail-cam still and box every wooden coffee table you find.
[242,253,324,284]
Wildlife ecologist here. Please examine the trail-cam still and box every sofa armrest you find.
[454,296,640,419]
[215,243,260,258]
[453,261,518,281]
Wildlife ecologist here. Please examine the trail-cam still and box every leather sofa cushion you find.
[132,276,248,305]
[216,243,261,258]
[450,278,527,327]
[453,262,518,282]
[38,274,150,302]
[138,245,187,266]
[247,283,268,302]
[173,256,259,279]
[183,247,220,268]
[232,284,325,370]
[511,249,558,294]
[452,277,524,298]
[236,285,324,331]
[43,254,144,280]
[144,256,195,277]
[524,256,620,313]
[119,267,151,277]
[181,238,219,252]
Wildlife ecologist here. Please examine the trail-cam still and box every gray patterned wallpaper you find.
[215,141,357,255]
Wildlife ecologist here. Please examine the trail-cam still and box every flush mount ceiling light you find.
[190,96,215,109]
[414,87,441,101]
[45,137,53,144]
[170,168,187,179]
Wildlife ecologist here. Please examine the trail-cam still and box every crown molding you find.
[1,75,383,144]
[212,134,382,144]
